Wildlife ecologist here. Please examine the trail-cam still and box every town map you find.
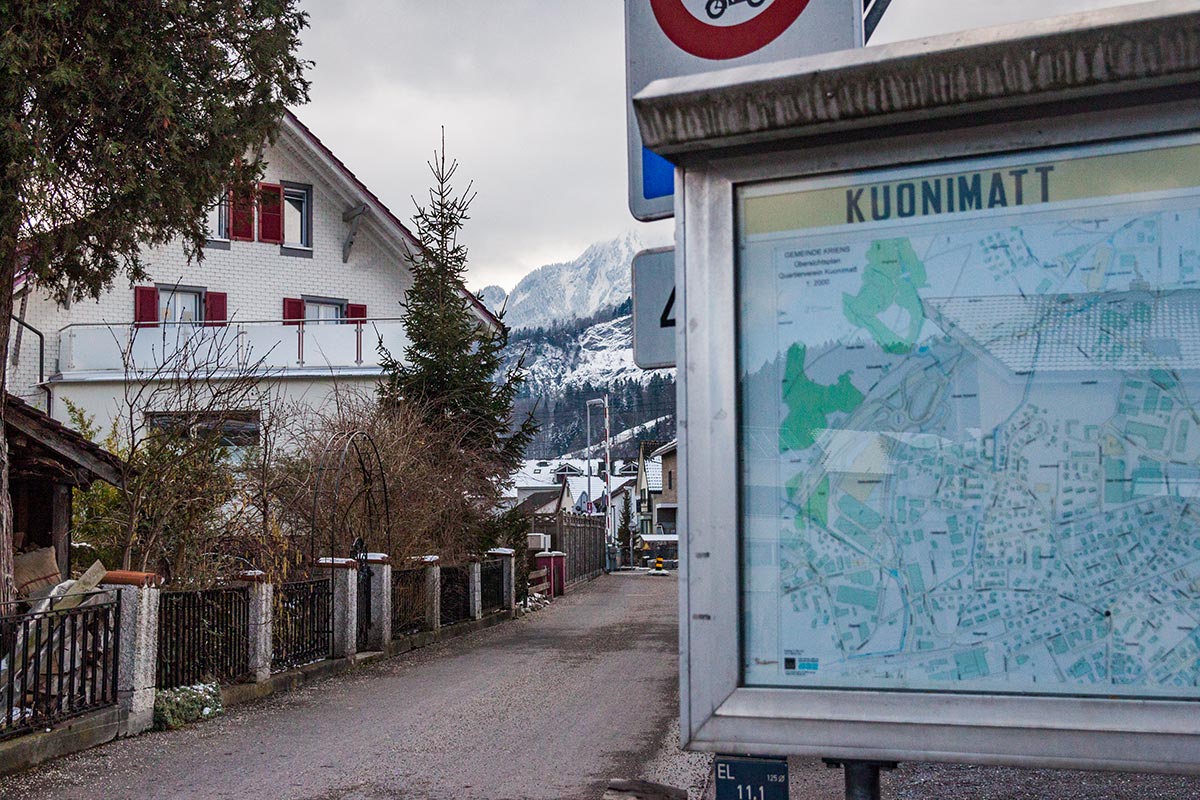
[738,143,1200,697]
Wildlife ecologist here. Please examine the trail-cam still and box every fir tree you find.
[379,131,537,476]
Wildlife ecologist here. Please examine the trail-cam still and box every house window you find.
[282,182,312,251]
[160,288,203,325]
[304,299,344,324]
[146,411,261,449]
[668,471,673,491]
[205,196,228,240]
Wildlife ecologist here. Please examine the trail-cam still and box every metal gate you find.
[309,430,392,654]
[352,537,371,651]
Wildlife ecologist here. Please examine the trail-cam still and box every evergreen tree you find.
[379,131,536,477]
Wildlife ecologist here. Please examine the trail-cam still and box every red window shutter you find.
[205,291,228,327]
[282,297,304,325]
[345,303,367,323]
[257,183,283,244]
[229,188,255,241]
[133,286,159,327]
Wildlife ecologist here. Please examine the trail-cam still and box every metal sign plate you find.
[632,247,677,369]
[714,756,789,800]
[624,0,863,222]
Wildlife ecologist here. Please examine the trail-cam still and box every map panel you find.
[738,137,1200,697]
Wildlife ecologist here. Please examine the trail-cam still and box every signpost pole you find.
[824,760,896,800]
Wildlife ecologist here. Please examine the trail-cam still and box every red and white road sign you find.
[626,0,862,221]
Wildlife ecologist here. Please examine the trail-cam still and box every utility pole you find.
[604,393,614,550]
[586,398,605,516]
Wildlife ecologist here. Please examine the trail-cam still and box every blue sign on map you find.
[714,756,789,800]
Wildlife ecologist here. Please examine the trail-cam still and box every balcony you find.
[55,318,410,378]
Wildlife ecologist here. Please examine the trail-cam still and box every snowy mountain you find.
[512,313,654,397]
[485,231,641,331]
[488,230,675,459]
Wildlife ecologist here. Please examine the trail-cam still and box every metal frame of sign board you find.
[677,93,1200,774]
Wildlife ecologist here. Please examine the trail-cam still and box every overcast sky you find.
[294,0,1142,292]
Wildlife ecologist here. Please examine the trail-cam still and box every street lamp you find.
[586,398,604,516]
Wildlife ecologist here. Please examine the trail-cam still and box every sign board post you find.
[632,247,677,369]
[625,0,864,221]
[633,0,1200,783]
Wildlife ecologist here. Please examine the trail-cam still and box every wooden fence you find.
[531,511,606,588]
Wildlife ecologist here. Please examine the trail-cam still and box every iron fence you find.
[272,579,332,672]
[1,592,120,740]
[156,586,250,688]
[480,559,505,614]
[439,566,471,627]
[391,568,427,636]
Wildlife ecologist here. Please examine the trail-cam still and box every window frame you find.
[204,195,231,249]
[281,181,314,257]
[301,295,346,325]
[155,284,207,326]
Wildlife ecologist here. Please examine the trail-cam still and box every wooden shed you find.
[7,395,124,582]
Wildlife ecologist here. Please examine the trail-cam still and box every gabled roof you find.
[650,440,676,459]
[282,112,502,331]
[513,489,562,517]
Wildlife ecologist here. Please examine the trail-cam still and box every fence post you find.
[468,561,482,620]
[366,555,392,651]
[243,575,273,683]
[422,556,441,632]
[487,547,516,610]
[320,558,358,659]
[104,581,159,737]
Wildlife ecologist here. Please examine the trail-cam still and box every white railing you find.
[56,318,410,375]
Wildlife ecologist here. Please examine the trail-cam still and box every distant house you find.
[646,440,678,563]
[635,440,665,542]
[512,482,573,518]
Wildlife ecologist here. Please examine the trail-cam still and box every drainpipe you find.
[10,314,50,412]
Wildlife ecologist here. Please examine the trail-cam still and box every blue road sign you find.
[714,755,789,800]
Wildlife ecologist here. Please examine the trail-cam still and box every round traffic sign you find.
[649,0,812,60]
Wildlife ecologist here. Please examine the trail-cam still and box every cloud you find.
[296,0,670,292]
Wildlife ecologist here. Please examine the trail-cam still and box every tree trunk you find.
[0,240,17,605]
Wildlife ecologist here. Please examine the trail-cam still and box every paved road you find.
[1,575,683,800]
[7,573,1200,800]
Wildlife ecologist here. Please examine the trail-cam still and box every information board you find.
[737,134,1200,698]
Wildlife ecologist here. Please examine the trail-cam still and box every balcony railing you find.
[56,318,409,375]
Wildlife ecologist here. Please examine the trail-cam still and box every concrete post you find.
[246,580,273,682]
[468,561,482,621]
[321,558,358,659]
[487,547,516,610]
[107,584,158,737]
[424,559,441,632]
[366,557,391,651]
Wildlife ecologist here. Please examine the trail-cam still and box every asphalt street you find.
[1,574,683,800]
[5,573,1200,800]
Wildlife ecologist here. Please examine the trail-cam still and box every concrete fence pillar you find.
[487,547,517,610]
[421,557,441,632]
[244,577,273,683]
[320,557,358,659]
[105,583,158,737]
[468,561,482,621]
[366,556,392,651]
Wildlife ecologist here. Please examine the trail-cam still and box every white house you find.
[7,112,499,439]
